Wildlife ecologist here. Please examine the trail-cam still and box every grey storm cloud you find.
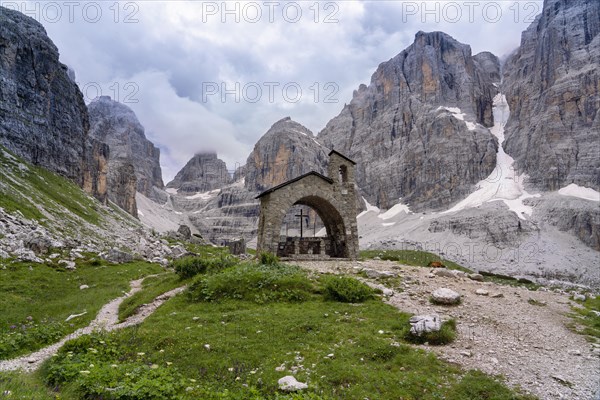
[6,0,543,182]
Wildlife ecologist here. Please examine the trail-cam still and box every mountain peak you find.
[167,152,230,193]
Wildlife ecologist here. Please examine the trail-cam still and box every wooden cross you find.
[295,209,309,238]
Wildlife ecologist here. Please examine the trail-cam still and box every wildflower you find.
[111,364,118,368]
[150,364,159,369]
[189,378,197,383]
[137,352,145,356]
[79,370,90,375]
[166,362,173,366]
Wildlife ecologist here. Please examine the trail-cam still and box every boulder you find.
[177,225,192,241]
[433,268,456,278]
[170,245,187,258]
[468,273,484,282]
[364,269,397,279]
[431,288,461,305]
[14,248,42,263]
[24,235,53,255]
[104,248,134,264]
[58,260,76,270]
[409,314,442,336]
[278,376,308,392]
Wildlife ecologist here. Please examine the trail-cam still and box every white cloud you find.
[12,0,543,181]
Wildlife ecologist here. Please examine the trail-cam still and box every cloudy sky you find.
[6,0,543,182]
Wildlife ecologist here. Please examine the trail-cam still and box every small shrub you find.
[172,255,237,279]
[88,258,102,267]
[322,276,374,303]
[402,319,457,345]
[259,252,279,265]
[172,256,211,279]
[187,263,314,303]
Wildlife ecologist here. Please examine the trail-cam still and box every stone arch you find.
[272,194,349,258]
[256,151,359,260]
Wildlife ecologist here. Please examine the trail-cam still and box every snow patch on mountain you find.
[438,106,477,130]
[558,184,600,202]
[443,94,540,220]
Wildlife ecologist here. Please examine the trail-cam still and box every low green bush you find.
[321,276,375,303]
[402,319,457,345]
[259,252,279,265]
[172,255,237,279]
[187,263,314,304]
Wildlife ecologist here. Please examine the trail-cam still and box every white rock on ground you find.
[409,315,442,336]
[431,288,461,305]
[278,375,308,392]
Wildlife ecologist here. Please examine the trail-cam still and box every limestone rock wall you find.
[88,96,164,215]
[0,7,106,202]
[503,0,600,191]
[318,31,500,211]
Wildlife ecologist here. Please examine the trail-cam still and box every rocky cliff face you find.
[88,96,164,215]
[0,7,107,202]
[318,31,499,211]
[166,152,230,193]
[503,0,600,191]
[245,117,328,193]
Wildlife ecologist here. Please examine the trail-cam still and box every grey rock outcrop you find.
[431,288,461,305]
[0,7,107,202]
[503,0,600,191]
[112,163,138,217]
[409,315,442,336]
[245,117,328,193]
[166,152,230,193]
[318,31,499,211]
[429,206,538,248]
[88,96,164,215]
[183,180,260,244]
[530,194,600,251]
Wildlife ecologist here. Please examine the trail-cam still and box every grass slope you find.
[2,259,534,400]
[0,145,140,242]
[0,260,163,359]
